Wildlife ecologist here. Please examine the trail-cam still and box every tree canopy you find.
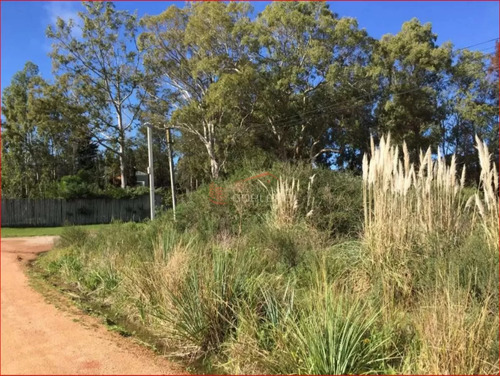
[2,2,498,197]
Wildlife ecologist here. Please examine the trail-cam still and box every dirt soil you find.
[1,236,186,375]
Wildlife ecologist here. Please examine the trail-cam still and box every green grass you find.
[1,224,114,237]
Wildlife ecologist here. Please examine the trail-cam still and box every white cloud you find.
[43,2,82,53]
[44,2,81,27]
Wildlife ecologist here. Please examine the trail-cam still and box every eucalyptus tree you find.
[250,2,375,168]
[2,62,46,197]
[1,62,90,198]
[371,19,453,154]
[46,1,143,187]
[32,77,94,178]
[443,48,499,180]
[139,2,258,179]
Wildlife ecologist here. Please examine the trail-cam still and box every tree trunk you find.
[117,111,127,188]
[210,158,219,180]
[202,121,219,180]
[204,141,219,180]
[119,149,127,188]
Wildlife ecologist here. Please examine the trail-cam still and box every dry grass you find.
[408,285,498,374]
[466,135,499,252]
[119,229,193,327]
[362,134,467,264]
[362,134,499,374]
[269,177,300,229]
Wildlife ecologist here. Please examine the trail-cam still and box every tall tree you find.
[30,77,95,176]
[46,1,142,188]
[139,2,258,179]
[250,2,375,168]
[2,62,45,197]
[442,49,498,180]
[372,19,452,154]
[1,62,89,198]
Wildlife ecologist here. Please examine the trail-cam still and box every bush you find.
[275,295,392,375]
[164,247,267,354]
[174,163,363,241]
[59,174,96,199]
[58,226,89,248]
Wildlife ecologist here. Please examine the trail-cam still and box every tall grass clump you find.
[361,134,498,373]
[269,177,300,228]
[271,269,393,375]
[363,134,467,259]
[162,247,270,356]
[362,135,470,302]
[407,282,498,374]
[466,135,499,252]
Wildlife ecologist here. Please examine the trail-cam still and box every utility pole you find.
[146,122,155,220]
[166,126,176,221]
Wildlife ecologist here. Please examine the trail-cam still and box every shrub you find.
[175,183,240,239]
[175,163,363,241]
[59,174,96,199]
[269,163,363,238]
[58,226,89,248]
[164,247,267,354]
[273,290,393,374]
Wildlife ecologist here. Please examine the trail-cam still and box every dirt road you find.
[1,236,185,375]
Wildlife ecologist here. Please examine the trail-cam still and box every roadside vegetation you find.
[33,137,499,375]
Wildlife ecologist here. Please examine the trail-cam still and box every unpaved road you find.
[1,236,185,375]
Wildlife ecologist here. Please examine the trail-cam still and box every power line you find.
[253,83,446,131]
[455,37,499,52]
[475,45,497,53]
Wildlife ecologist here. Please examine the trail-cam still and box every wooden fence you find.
[1,196,161,227]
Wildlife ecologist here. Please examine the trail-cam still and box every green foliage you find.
[166,247,267,353]
[1,62,92,198]
[373,19,452,153]
[140,2,257,180]
[59,226,90,248]
[46,1,142,188]
[59,174,95,199]
[275,295,392,374]
[173,163,363,243]
[253,2,375,169]
[268,163,363,237]
[99,185,151,199]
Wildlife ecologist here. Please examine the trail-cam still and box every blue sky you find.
[1,1,499,92]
